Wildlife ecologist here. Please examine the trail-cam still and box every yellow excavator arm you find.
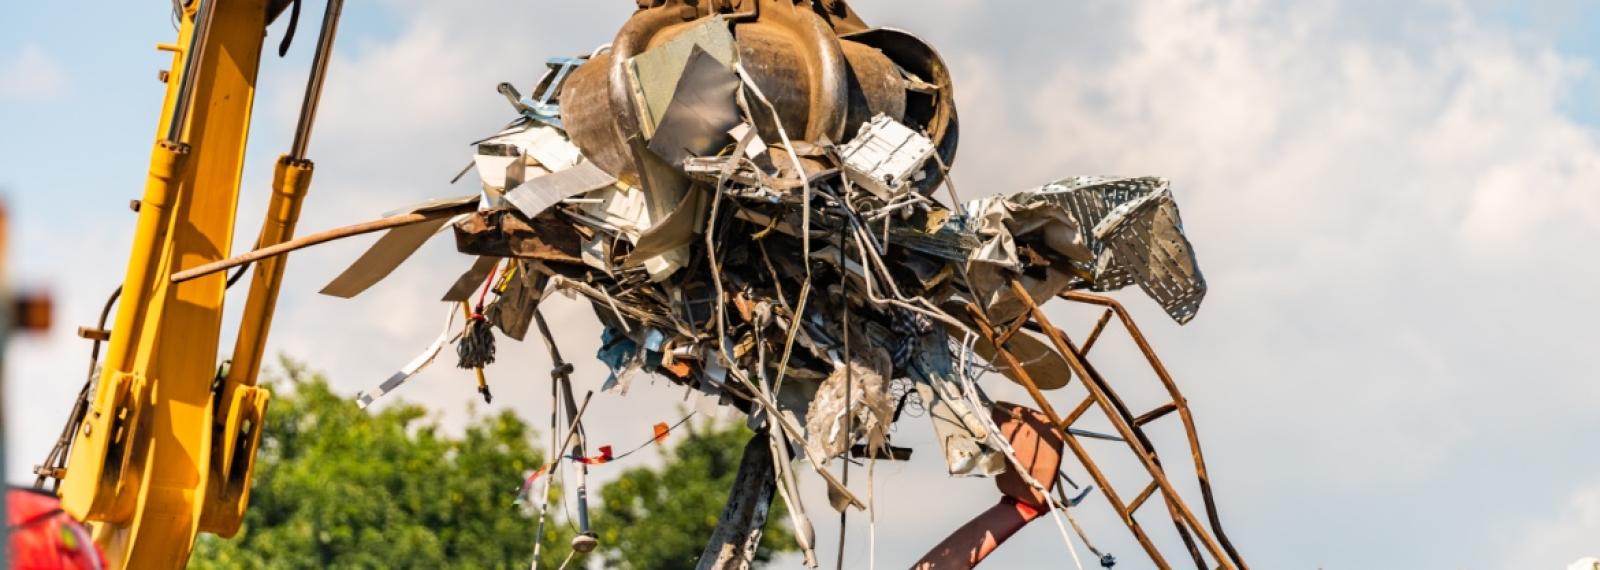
[52,0,337,566]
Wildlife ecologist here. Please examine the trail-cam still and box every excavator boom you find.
[51,1,330,566]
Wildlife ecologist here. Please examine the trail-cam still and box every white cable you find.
[355,305,458,408]
[956,331,1087,570]
[868,455,878,570]
[735,62,816,291]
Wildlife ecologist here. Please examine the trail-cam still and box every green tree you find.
[190,359,796,569]
[592,421,794,570]
[192,358,571,569]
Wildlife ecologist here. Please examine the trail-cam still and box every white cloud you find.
[1506,481,1600,568]
[0,45,67,100]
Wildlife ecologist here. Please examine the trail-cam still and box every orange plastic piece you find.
[913,403,1066,569]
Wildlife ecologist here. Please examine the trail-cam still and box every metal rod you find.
[1080,309,1115,355]
[992,313,1031,348]
[836,226,852,570]
[531,355,559,569]
[169,203,475,283]
[567,383,593,537]
[549,392,594,477]
[535,308,598,551]
[289,0,345,160]
[166,0,221,144]
[1134,403,1179,427]
[1129,481,1160,514]
[1063,396,1095,429]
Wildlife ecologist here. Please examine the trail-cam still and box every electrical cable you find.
[835,222,852,570]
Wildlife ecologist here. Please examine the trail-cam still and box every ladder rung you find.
[1134,402,1178,427]
[1061,396,1095,430]
[993,314,1031,347]
[1080,309,1115,355]
[1129,479,1160,513]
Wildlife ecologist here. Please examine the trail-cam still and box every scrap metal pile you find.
[311,2,1244,568]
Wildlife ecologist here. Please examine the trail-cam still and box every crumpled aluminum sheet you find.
[1038,176,1207,324]
[953,176,1206,325]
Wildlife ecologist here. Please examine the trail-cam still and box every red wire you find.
[515,412,696,493]
[472,260,499,318]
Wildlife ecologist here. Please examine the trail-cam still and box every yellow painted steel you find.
[199,155,313,537]
[56,0,274,567]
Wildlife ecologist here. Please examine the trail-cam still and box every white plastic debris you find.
[837,113,936,200]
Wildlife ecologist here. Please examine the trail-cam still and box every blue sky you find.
[1483,0,1600,126]
[5,1,1600,568]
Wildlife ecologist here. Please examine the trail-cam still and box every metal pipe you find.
[169,202,476,284]
[534,309,599,552]
[166,0,220,144]
[289,0,345,160]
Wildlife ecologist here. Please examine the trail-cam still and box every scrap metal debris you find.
[291,2,1246,568]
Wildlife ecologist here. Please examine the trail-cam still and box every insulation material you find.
[803,349,894,462]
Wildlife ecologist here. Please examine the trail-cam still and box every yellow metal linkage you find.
[57,1,277,567]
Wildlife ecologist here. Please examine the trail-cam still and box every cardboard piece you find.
[965,325,1072,391]
[484,261,548,341]
[319,215,454,299]
[440,256,501,302]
